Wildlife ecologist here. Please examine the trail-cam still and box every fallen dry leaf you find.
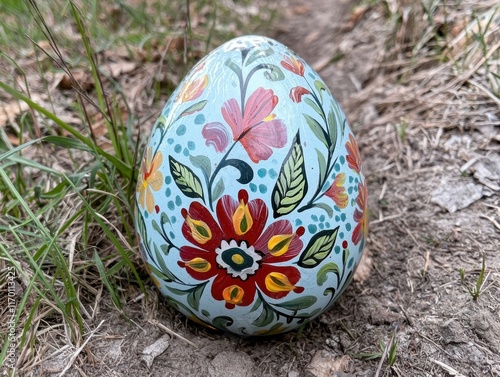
[100,61,137,78]
[56,69,94,91]
[167,36,185,52]
[0,101,29,128]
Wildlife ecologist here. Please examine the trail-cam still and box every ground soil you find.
[28,0,500,376]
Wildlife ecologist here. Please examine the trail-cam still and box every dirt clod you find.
[431,177,484,213]
[208,351,255,377]
[471,310,500,354]
[306,351,350,377]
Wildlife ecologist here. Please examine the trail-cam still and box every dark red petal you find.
[238,189,249,203]
[178,246,218,280]
[211,273,257,307]
[255,264,303,300]
[216,191,268,244]
[242,197,268,245]
[254,219,303,263]
[182,201,223,250]
[352,223,363,246]
[293,286,305,294]
[216,193,240,240]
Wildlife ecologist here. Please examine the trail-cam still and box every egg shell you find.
[135,35,367,336]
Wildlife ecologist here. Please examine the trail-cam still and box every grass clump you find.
[0,0,274,374]
[459,253,488,301]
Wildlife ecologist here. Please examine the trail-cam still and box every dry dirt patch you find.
[276,0,499,376]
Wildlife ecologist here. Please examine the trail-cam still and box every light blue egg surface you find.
[135,35,367,336]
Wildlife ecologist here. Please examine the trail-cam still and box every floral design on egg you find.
[135,35,367,336]
[178,189,305,309]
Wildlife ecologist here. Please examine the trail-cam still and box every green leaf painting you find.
[165,282,207,312]
[343,248,350,266]
[169,156,204,200]
[187,283,207,311]
[179,100,208,117]
[272,131,308,217]
[263,64,285,81]
[298,227,339,268]
[314,80,329,100]
[213,316,234,332]
[189,154,212,178]
[275,296,317,311]
[148,263,177,283]
[313,203,334,217]
[154,244,171,276]
[315,148,327,183]
[253,301,276,327]
[316,262,340,286]
[327,109,338,150]
[304,98,324,120]
[212,178,225,201]
[304,113,329,148]
[245,46,274,66]
[225,58,242,76]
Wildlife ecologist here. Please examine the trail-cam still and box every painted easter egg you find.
[135,35,367,336]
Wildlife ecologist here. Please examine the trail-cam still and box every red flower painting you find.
[352,181,368,246]
[346,133,362,173]
[289,86,311,103]
[325,173,348,209]
[178,190,305,309]
[280,55,305,76]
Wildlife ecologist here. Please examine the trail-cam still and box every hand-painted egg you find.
[135,35,367,336]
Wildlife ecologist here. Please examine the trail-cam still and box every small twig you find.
[430,358,466,377]
[378,181,387,201]
[371,212,404,225]
[479,215,500,231]
[482,203,500,212]
[148,319,199,349]
[459,157,478,173]
[423,250,430,276]
[398,304,414,327]
[468,79,500,106]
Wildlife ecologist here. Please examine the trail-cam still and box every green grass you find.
[350,331,398,363]
[459,253,488,302]
[0,0,274,374]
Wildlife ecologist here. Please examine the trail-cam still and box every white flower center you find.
[215,240,262,280]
